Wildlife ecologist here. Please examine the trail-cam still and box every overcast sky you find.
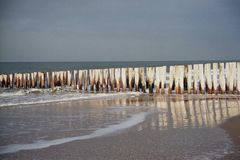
[0,0,239,62]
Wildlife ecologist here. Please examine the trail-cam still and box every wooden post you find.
[139,67,146,92]
[128,68,134,91]
[51,72,55,89]
[40,72,43,88]
[226,62,236,93]
[146,67,155,93]
[99,69,103,92]
[204,63,212,94]
[160,66,166,94]
[237,62,240,93]
[198,64,205,94]
[179,65,184,94]
[13,73,17,88]
[232,62,237,92]
[103,69,109,91]
[19,73,23,88]
[213,63,219,94]
[2,75,6,87]
[168,66,175,94]
[121,68,127,92]
[73,70,77,89]
[83,70,88,92]
[115,68,121,92]
[219,63,226,93]
[9,74,13,88]
[187,65,192,94]
[95,69,100,91]
[67,71,71,87]
[134,68,140,91]
[0,74,3,87]
[175,66,179,94]
[155,67,161,93]
[193,64,199,94]
[26,73,31,88]
[78,70,83,90]
[46,72,50,88]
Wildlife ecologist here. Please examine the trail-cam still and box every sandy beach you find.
[0,94,240,160]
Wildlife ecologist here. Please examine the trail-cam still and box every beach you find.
[0,93,239,159]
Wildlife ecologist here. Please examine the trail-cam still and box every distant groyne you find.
[0,62,239,94]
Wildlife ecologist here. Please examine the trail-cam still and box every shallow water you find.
[0,94,240,159]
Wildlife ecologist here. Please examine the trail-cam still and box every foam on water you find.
[0,89,142,107]
[0,111,149,155]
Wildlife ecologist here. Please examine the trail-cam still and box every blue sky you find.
[0,0,239,61]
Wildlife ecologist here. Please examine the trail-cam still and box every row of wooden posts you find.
[0,62,239,94]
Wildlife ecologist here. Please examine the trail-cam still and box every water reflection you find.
[143,95,240,130]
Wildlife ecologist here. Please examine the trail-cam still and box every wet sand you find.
[0,94,240,159]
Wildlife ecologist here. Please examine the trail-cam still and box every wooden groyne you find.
[0,62,240,94]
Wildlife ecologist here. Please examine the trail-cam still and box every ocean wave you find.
[0,111,149,154]
[0,91,142,107]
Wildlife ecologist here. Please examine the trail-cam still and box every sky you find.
[0,0,240,62]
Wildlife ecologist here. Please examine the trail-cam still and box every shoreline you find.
[0,94,240,159]
[221,115,240,145]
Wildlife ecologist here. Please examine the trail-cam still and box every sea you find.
[0,60,233,74]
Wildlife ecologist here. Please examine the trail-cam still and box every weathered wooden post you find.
[168,66,175,94]
[3,74,8,88]
[99,69,103,92]
[78,70,83,90]
[146,67,155,93]
[204,63,212,94]
[109,68,115,91]
[26,73,31,88]
[155,67,161,93]
[89,69,94,91]
[139,67,146,92]
[30,73,33,88]
[73,70,77,89]
[174,66,180,94]
[226,62,236,93]
[134,67,140,91]
[103,69,109,91]
[198,64,205,94]
[39,72,44,88]
[23,73,27,89]
[46,72,50,88]
[93,69,98,91]
[9,74,13,88]
[212,63,219,94]
[0,74,3,87]
[193,64,199,94]
[128,68,134,91]
[121,68,127,91]
[187,65,192,94]
[67,71,71,88]
[237,62,240,94]
[179,65,184,94]
[174,65,184,94]
[219,63,226,93]
[160,66,166,94]
[83,70,88,92]
[19,73,23,88]
[115,68,121,92]
[51,72,55,89]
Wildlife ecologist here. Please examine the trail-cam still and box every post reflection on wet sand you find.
[132,94,240,131]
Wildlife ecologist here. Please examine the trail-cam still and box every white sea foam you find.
[0,92,142,107]
[0,111,149,155]
[0,90,26,97]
